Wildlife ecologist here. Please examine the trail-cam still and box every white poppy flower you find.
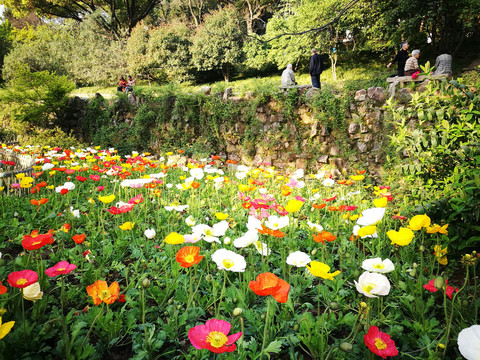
[23,282,43,301]
[322,178,335,186]
[190,168,204,180]
[361,258,395,273]
[185,215,196,227]
[233,229,259,248]
[356,207,386,226]
[144,228,156,239]
[211,249,246,272]
[254,241,271,256]
[286,251,312,267]
[246,216,262,231]
[458,325,480,360]
[192,221,229,243]
[264,215,289,230]
[235,172,247,180]
[165,203,188,211]
[307,221,323,232]
[354,271,391,298]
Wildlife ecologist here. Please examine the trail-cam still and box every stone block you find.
[360,124,369,133]
[367,87,386,102]
[200,86,211,95]
[330,144,340,156]
[357,142,368,153]
[348,123,360,134]
[318,155,329,163]
[355,89,367,101]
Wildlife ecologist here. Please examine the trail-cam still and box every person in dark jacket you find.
[309,49,323,89]
[387,42,409,76]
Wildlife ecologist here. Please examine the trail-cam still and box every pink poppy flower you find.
[89,175,100,181]
[128,194,144,205]
[11,183,21,189]
[7,270,38,288]
[45,261,77,277]
[97,186,105,191]
[364,325,398,359]
[188,319,242,353]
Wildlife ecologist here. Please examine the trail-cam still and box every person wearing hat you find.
[387,42,409,76]
[309,49,323,89]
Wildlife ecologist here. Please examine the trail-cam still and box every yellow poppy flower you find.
[358,225,377,237]
[387,227,414,246]
[98,194,116,204]
[0,317,15,340]
[350,175,364,181]
[434,245,448,265]
[427,224,449,235]
[215,213,229,220]
[285,199,304,213]
[119,222,135,230]
[306,261,341,280]
[373,197,388,208]
[408,214,431,231]
[164,232,185,245]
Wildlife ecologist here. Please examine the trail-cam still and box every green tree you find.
[1,65,75,129]
[191,5,245,82]
[0,19,14,83]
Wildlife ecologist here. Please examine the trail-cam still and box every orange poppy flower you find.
[86,280,120,305]
[191,182,200,189]
[242,202,252,209]
[312,203,327,209]
[313,231,337,244]
[176,246,203,268]
[0,281,8,295]
[328,206,338,211]
[337,180,346,184]
[72,234,86,244]
[30,198,49,208]
[258,224,285,238]
[356,170,366,174]
[60,223,71,233]
[249,272,290,303]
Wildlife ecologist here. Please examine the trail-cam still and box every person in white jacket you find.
[281,64,297,86]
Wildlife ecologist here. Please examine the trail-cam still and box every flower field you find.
[0,145,478,360]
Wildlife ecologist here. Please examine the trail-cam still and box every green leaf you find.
[263,339,283,356]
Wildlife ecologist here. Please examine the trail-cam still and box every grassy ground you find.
[70,61,391,97]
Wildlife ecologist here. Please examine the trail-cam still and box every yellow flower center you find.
[99,290,110,300]
[57,268,66,272]
[222,259,234,269]
[373,263,385,269]
[32,241,42,246]
[17,279,28,286]
[204,229,213,236]
[362,283,375,295]
[206,331,228,348]
[375,337,387,350]
[184,255,195,263]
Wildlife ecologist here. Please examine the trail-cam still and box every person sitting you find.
[404,49,421,76]
[387,42,409,77]
[125,76,136,93]
[117,77,127,92]
[281,64,297,87]
[433,49,452,75]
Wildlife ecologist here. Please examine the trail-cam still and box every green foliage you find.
[384,77,480,251]
[191,6,246,82]
[0,20,14,83]
[1,65,75,129]
[3,19,127,86]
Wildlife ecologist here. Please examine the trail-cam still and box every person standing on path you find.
[387,42,409,77]
[309,49,323,89]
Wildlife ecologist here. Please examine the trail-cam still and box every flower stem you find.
[81,302,104,348]
[260,296,272,360]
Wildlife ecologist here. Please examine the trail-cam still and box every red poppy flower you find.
[45,261,77,277]
[72,234,86,244]
[106,204,134,215]
[323,195,337,202]
[344,205,358,211]
[211,155,220,160]
[65,169,75,175]
[117,294,126,303]
[364,326,398,359]
[128,194,143,205]
[0,281,7,295]
[313,231,337,244]
[7,269,38,288]
[75,176,87,182]
[176,246,203,267]
[89,175,100,181]
[1,160,15,166]
[22,230,54,250]
[423,279,459,299]
[60,189,69,195]
[249,272,290,303]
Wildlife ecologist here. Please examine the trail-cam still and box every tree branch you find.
[259,0,361,43]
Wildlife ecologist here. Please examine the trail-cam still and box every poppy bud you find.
[293,324,299,331]
[434,276,444,290]
[330,302,339,310]
[419,245,425,252]
[462,300,469,308]
[412,263,418,268]
[142,278,150,289]
[311,249,318,256]
[340,342,353,353]
[205,274,213,282]
[409,269,416,277]
[233,308,243,317]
